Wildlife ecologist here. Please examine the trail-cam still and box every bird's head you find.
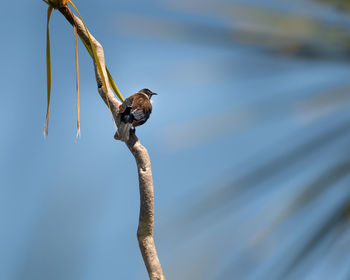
[139,88,158,99]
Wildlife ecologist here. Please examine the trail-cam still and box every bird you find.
[114,88,157,142]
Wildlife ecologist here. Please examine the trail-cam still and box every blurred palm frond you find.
[110,0,350,279]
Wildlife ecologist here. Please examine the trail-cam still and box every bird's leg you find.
[114,130,121,140]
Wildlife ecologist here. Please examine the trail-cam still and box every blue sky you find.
[1,1,350,279]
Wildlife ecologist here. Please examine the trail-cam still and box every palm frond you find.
[44,6,53,137]
[67,0,116,127]
[74,25,80,139]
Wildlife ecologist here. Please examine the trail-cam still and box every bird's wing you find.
[131,95,152,121]
[131,108,151,127]
[119,96,134,113]
[132,108,148,121]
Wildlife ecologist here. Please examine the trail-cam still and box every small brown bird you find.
[114,88,157,142]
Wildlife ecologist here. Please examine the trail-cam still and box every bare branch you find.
[126,134,166,280]
[58,5,166,279]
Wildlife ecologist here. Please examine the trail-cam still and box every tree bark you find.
[58,5,166,279]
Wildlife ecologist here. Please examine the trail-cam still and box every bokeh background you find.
[1,0,350,279]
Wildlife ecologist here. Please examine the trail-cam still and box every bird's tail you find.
[114,122,132,142]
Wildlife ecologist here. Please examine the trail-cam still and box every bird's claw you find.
[114,131,121,140]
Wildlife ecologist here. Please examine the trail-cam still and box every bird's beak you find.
[152,92,158,95]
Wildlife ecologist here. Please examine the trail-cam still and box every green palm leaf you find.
[42,0,124,135]
[74,25,80,139]
[79,27,124,102]
[67,0,117,127]
[106,68,124,102]
[44,6,53,137]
